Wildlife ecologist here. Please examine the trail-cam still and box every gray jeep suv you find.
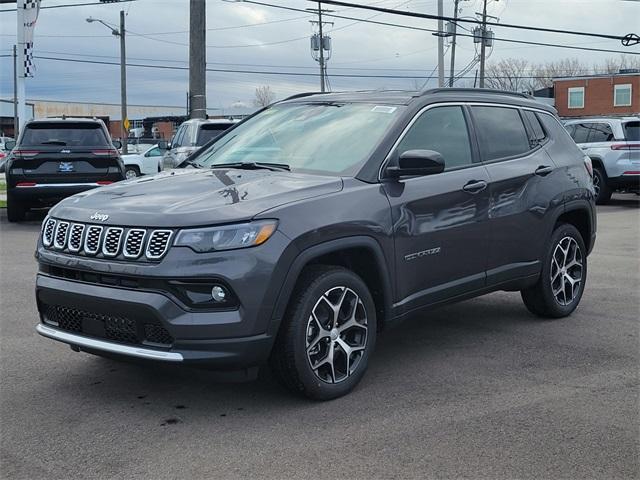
[35,89,596,400]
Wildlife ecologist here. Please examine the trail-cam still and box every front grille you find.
[123,229,146,258]
[102,227,124,257]
[146,230,173,259]
[43,304,174,347]
[54,221,70,249]
[84,226,103,254]
[43,218,56,247]
[42,219,173,261]
[68,224,85,252]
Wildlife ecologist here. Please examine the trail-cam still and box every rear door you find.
[471,105,560,285]
[383,104,491,311]
[11,122,122,184]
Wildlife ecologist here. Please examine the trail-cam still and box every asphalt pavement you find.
[1,195,638,479]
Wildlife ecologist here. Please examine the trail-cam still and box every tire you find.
[593,167,612,205]
[521,223,587,318]
[270,265,377,400]
[124,166,140,179]
[6,192,26,222]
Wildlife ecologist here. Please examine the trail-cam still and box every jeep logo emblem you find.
[90,212,109,222]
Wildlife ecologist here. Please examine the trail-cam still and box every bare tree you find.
[484,58,536,92]
[253,85,276,107]
[532,58,589,89]
[599,54,640,74]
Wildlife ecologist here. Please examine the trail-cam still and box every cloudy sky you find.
[0,0,639,110]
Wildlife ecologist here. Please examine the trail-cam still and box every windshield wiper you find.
[182,158,202,168]
[211,162,290,172]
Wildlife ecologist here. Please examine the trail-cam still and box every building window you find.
[568,87,585,109]
[614,84,632,107]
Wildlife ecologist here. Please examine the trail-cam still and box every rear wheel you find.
[521,223,587,318]
[124,166,140,179]
[6,192,26,222]
[593,167,612,205]
[270,265,377,400]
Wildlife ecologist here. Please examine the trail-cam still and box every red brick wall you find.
[555,75,640,117]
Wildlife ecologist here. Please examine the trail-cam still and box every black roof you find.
[280,88,555,113]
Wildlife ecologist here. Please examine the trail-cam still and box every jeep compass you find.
[34,89,596,400]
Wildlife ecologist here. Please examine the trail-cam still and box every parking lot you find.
[0,195,638,479]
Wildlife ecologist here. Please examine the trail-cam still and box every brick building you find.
[554,72,639,118]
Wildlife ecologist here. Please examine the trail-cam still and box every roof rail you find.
[279,91,322,102]
[421,87,533,99]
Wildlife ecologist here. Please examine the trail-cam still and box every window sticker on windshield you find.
[372,106,397,114]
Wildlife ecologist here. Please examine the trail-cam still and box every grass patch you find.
[0,200,6,208]
[0,182,5,192]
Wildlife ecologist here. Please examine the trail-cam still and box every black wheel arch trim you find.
[555,198,596,255]
[267,236,394,335]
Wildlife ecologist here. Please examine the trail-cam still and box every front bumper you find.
[35,273,276,368]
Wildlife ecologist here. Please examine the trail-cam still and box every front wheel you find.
[521,223,587,318]
[270,265,377,400]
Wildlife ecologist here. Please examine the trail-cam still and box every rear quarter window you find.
[623,121,640,141]
[21,122,108,147]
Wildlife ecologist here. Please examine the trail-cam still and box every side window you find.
[539,114,584,151]
[172,126,186,148]
[569,123,591,144]
[396,106,474,170]
[586,123,614,143]
[146,147,161,157]
[471,106,531,161]
[522,110,546,144]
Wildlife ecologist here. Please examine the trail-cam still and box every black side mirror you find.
[5,140,16,151]
[386,149,445,178]
[157,140,169,150]
[112,140,122,149]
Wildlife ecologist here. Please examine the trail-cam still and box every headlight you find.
[174,220,278,253]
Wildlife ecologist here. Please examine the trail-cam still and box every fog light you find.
[211,285,227,303]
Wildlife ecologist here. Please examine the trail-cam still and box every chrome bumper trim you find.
[36,324,184,362]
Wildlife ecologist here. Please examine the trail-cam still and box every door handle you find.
[534,165,553,176]
[462,180,487,194]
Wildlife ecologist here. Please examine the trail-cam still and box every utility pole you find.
[318,1,325,92]
[448,0,460,87]
[479,0,488,88]
[16,0,26,133]
[119,9,128,153]
[13,45,18,138]
[189,0,206,119]
[437,0,444,87]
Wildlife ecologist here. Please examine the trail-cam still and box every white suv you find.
[160,119,236,169]
[564,117,640,204]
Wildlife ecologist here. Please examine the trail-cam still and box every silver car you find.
[564,117,639,204]
[161,118,236,169]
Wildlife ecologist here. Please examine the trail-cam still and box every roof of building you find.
[553,72,640,82]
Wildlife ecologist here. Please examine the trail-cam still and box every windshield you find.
[193,103,404,175]
[196,124,232,146]
[623,121,640,141]
[21,122,108,147]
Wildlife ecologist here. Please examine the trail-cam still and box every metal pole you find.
[318,1,325,92]
[437,0,444,87]
[448,0,460,87]
[189,0,207,119]
[120,9,128,154]
[13,44,18,138]
[16,0,26,132]
[479,0,488,88]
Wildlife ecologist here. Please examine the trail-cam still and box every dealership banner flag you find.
[23,0,41,77]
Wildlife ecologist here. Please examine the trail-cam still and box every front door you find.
[383,105,490,313]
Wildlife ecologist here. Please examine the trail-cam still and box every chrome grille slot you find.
[84,226,103,255]
[53,222,70,250]
[68,224,85,252]
[123,229,146,258]
[146,230,173,259]
[42,218,56,247]
[102,227,124,257]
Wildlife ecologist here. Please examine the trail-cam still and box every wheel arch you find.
[270,236,393,334]
[554,203,595,254]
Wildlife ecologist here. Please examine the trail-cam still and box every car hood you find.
[51,168,344,227]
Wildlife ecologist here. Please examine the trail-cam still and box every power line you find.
[239,0,640,56]
[313,0,634,42]
[0,0,136,13]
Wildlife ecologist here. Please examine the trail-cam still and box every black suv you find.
[5,117,125,222]
[34,89,596,400]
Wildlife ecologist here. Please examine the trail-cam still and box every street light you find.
[86,11,129,153]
